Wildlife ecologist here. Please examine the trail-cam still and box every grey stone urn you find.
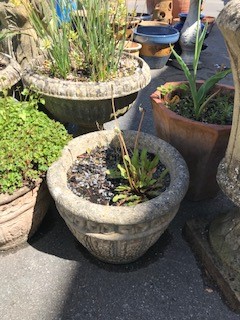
[176,0,202,69]
[47,130,189,264]
[208,1,240,282]
[22,54,151,133]
[0,53,21,91]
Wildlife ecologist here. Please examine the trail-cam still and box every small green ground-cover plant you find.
[158,0,232,123]
[22,0,128,81]
[0,89,71,194]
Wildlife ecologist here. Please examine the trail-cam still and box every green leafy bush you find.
[0,90,71,194]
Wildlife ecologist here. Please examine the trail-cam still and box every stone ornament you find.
[209,0,240,279]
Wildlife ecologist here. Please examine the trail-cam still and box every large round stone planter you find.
[47,130,189,264]
[0,52,21,91]
[22,54,151,133]
[0,180,51,250]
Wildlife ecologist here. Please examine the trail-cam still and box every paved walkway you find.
[1,1,238,320]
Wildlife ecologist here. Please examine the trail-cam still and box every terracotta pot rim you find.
[124,41,142,52]
[151,81,233,130]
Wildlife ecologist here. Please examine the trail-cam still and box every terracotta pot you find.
[172,0,190,18]
[22,54,151,134]
[0,180,51,250]
[150,81,233,201]
[152,0,173,24]
[202,16,215,35]
[124,41,142,57]
[172,0,204,19]
[47,130,189,264]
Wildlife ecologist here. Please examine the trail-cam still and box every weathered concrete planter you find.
[22,54,151,133]
[151,81,233,201]
[47,130,189,264]
[0,180,51,250]
[0,52,21,91]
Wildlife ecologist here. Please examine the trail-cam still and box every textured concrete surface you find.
[1,1,238,319]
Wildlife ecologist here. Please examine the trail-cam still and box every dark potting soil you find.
[166,87,234,125]
[67,145,169,206]
[35,55,139,82]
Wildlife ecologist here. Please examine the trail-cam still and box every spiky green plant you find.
[169,0,231,120]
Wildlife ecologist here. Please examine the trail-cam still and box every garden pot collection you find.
[47,130,189,264]
[0,180,51,250]
[22,54,151,134]
[151,81,233,201]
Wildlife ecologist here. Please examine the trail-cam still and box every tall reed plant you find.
[23,0,127,81]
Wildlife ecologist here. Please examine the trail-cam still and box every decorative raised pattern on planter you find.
[0,181,51,250]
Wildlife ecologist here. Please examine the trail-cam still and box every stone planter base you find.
[0,180,51,250]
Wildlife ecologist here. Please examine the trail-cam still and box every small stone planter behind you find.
[47,130,189,264]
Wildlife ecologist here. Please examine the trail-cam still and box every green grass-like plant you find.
[169,0,232,120]
[23,0,127,81]
[107,145,169,206]
[0,89,71,194]
[108,99,169,206]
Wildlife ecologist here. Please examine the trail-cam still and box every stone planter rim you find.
[47,130,189,225]
[0,52,21,90]
[0,178,42,206]
[151,80,233,130]
[22,53,151,100]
